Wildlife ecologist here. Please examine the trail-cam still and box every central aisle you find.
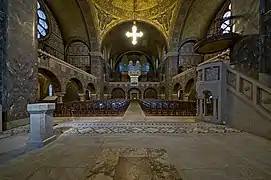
[123,100,146,121]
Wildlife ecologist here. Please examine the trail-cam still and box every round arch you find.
[70,78,84,93]
[184,78,195,93]
[144,88,158,99]
[128,88,141,100]
[111,88,125,99]
[38,68,61,100]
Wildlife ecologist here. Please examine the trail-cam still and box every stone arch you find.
[184,78,195,93]
[128,88,141,100]
[173,83,181,93]
[144,88,158,99]
[85,82,96,100]
[63,78,83,102]
[178,37,202,68]
[111,88,125,99]
[38,68,61,100]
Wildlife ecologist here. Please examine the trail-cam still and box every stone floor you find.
[0,129,271,180]
[0,102,271,179]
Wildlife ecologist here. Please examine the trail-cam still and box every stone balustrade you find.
[227,67,271,117]
[38,49,97,91]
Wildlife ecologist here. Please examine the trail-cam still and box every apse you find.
[101,21,167,67]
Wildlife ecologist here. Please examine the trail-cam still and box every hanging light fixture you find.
[125,0,143,45]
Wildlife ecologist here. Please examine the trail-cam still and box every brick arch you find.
[184,78,196,93]
[38,68,62,93]
[144,88,158,99]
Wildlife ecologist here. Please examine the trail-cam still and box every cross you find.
[126,23,143,45]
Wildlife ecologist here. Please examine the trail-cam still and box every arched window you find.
[49,84,53,96]
[221,4,232,34]
[37,1,48,39]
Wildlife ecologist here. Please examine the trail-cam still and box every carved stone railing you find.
[38,49,97,83]
[227,67,271,116]
[172,67,196,82]
[108,82,161,88]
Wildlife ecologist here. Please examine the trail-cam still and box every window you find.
[37,1,48,39]
[221,4,232,34]
[49,84,53,96]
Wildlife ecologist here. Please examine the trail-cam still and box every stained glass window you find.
[49,84,53,96]
[37,1,48,39]
[221,4,232,34]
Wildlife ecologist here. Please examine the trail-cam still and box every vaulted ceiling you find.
[44,0,227,50]
[88,0,181,44]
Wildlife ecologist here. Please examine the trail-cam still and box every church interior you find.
[0,0,271,179]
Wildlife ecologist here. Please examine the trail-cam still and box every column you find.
[199,98,203,118]
[204,98,207,116]
[1,0,37,128]
[27,103,56,148]
[55,92,65,103]
[164,52,178,98]
[90,52,104,99]
[0,105,2,132]
[78,93,85,102]
[212,97,217,120]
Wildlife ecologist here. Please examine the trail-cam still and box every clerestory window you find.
[221,4,232,34]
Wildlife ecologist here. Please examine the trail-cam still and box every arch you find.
[173,83,182,93]
[111,88,125,99]
[101,20,169,50]
[63,79,82,103]
[144,88,158,99]
[38,68,61,100]
[70,78,84,93]
[202,90,213,116]
[128,88,141,100]
[184,78,195,93]
[87,83,96,94]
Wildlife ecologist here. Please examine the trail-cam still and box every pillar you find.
[78,93,85,102]
[0,105,2,132]
[1,0,37,129]
[55,92,65,103]
[27,103,56,148]
[164,52,178,99]
[199,98,203,118]
[212,97,218,120]
[90,52,104,99]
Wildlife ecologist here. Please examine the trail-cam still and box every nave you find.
[0,99,271,180]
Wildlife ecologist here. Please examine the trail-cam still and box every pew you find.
[54,99,130,117]
[139,99,196,116]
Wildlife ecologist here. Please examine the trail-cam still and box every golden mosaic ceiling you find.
[88,0,181,44]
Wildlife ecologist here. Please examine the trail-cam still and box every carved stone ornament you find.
[205,67,219,81]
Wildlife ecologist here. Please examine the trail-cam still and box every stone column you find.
[164,52,178,99]
[212,97,218,120]
[90,52,104,99]
[55,92,65,103]
[199,98,203,118]
[27,103,56,148]
[78,93,85,102]
[0,105,2,132]
[1,0,37,129]
[203,98,207,116]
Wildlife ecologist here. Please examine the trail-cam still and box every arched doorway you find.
[184,78,195,100]
[128,88,141,100]
[111,88,125,99]
[144,88,158,99]
[63,78,83,102]
[86,83,96,100]
[38,68,61,100]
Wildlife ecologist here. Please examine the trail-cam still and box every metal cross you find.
[126,23,143,45]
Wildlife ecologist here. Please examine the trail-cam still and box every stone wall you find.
[38,0,64,60]
[232,0,260,35]
[2,0,37,129]
[66,41,90,71]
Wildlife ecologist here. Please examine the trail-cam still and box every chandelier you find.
[125,0,143,45]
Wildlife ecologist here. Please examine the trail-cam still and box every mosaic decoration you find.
[88,0,181,43]
[55,122,242,135]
